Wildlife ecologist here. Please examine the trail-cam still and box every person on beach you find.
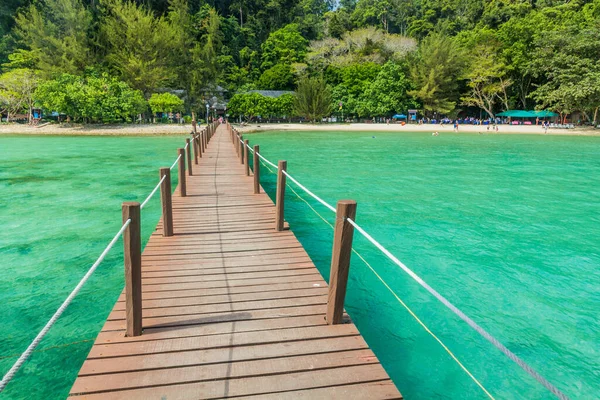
[544,121,549,134]
[453,121,459,132]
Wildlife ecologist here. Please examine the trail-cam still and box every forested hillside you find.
[0,0,599,122]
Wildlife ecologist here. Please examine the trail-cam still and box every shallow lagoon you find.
[249,130,600,399]
[1,131,599,399]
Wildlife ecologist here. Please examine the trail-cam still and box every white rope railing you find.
[251,148,568,400]
[254,152,278,169]
[0,219,132,393]
[282,170,336,213]
[140,175,166,210]
[0,149,186,393]
[345,217,568,400]
[170,154,182,170]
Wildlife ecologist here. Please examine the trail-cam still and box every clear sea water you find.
[1,131,599,399]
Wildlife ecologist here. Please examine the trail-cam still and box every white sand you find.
[0,122,598,136]
[236,122,600,136]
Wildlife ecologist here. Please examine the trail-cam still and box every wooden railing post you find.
[236,133,240,156]
[253,145,260,194]
[196,135,202,158]
[244,139,250,176]
[186,139,193,175]
[201,132,205,154]
[275,160,287,231]
[326,200,357,325]
[192,136,199,164]
[240,136,245,164]
[159,167,173,237]
[178,148,186,197]
[122,201,142,337]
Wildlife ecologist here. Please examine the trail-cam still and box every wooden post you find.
[159,167,173,237]
[240,136,245,164]
[236,134,240,156]
[192,136,199,164]
[275,160,287,231]
[178,148,186,197]
[253,145,260,194]
[200,132,205,154]
[186,139,193,175]
[196,136,202,158]
[326,200,357,325]
[122,201,142,337]
[244,139,250,176]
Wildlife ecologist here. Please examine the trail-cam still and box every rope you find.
[170,154,182,170]
[282,170,336,213]
[0,219,132,393]
[254,151,278,169]
[256,153,568,400]
[257,158,494,397]
[346,217,569,400]
[140,175,166,210]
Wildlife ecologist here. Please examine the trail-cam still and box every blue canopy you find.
[392,114,407,119]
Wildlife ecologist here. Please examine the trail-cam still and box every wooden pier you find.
[69,123,402,399]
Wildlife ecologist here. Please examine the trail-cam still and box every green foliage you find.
[35,73,147,122]
[261,24,308,69]
[12,0,92,76]
[1,0,599,122]
[294,76,332,122]
[358,61,415,116]
[227,92,295,120]
[0,68,39,121]
[258,63,295,90]
[408,32,466,116]
[100,0,175,96]
[148,93,185,114]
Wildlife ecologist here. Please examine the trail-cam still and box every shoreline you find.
[236,122,600,136]
[1,122,599,136]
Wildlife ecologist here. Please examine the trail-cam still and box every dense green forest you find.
[0,0,599,123]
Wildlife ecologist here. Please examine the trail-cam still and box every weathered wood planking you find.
[69,124,402,399]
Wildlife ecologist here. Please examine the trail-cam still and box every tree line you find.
[0,0,599,124]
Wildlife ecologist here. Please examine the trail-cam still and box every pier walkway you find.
[68,124,402,399]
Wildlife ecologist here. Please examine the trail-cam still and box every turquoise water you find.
[0,135,185,399]
[247,131,600,399]
[1,131,598,399]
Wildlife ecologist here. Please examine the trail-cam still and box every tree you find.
[12,0,92,76]
[461,46,511,118]
[100,0,175,96]
[529,27,600,123]
[148,93,185,115]
[261,23,308,69]
[258,63,295,90]
[294,76,332,122]
[358,61,415,116]
[35,73,147,122]
[408,33,466,116]
[308,27,416,69]
[0,68,39,122]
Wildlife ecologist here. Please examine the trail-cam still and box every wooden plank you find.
[88,324,359,358]
[71,364,390,399]
[69,124,401,399]
[72,349,377,395]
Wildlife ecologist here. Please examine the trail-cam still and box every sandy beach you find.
[0,122,598,136]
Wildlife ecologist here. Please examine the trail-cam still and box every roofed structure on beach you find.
[247,90,294,98]
[496,110,559,118]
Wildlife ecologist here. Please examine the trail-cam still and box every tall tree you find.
[12,0,92,76]
[294,75,332,122]
[100,0,175,96]
[408,33,466,116]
